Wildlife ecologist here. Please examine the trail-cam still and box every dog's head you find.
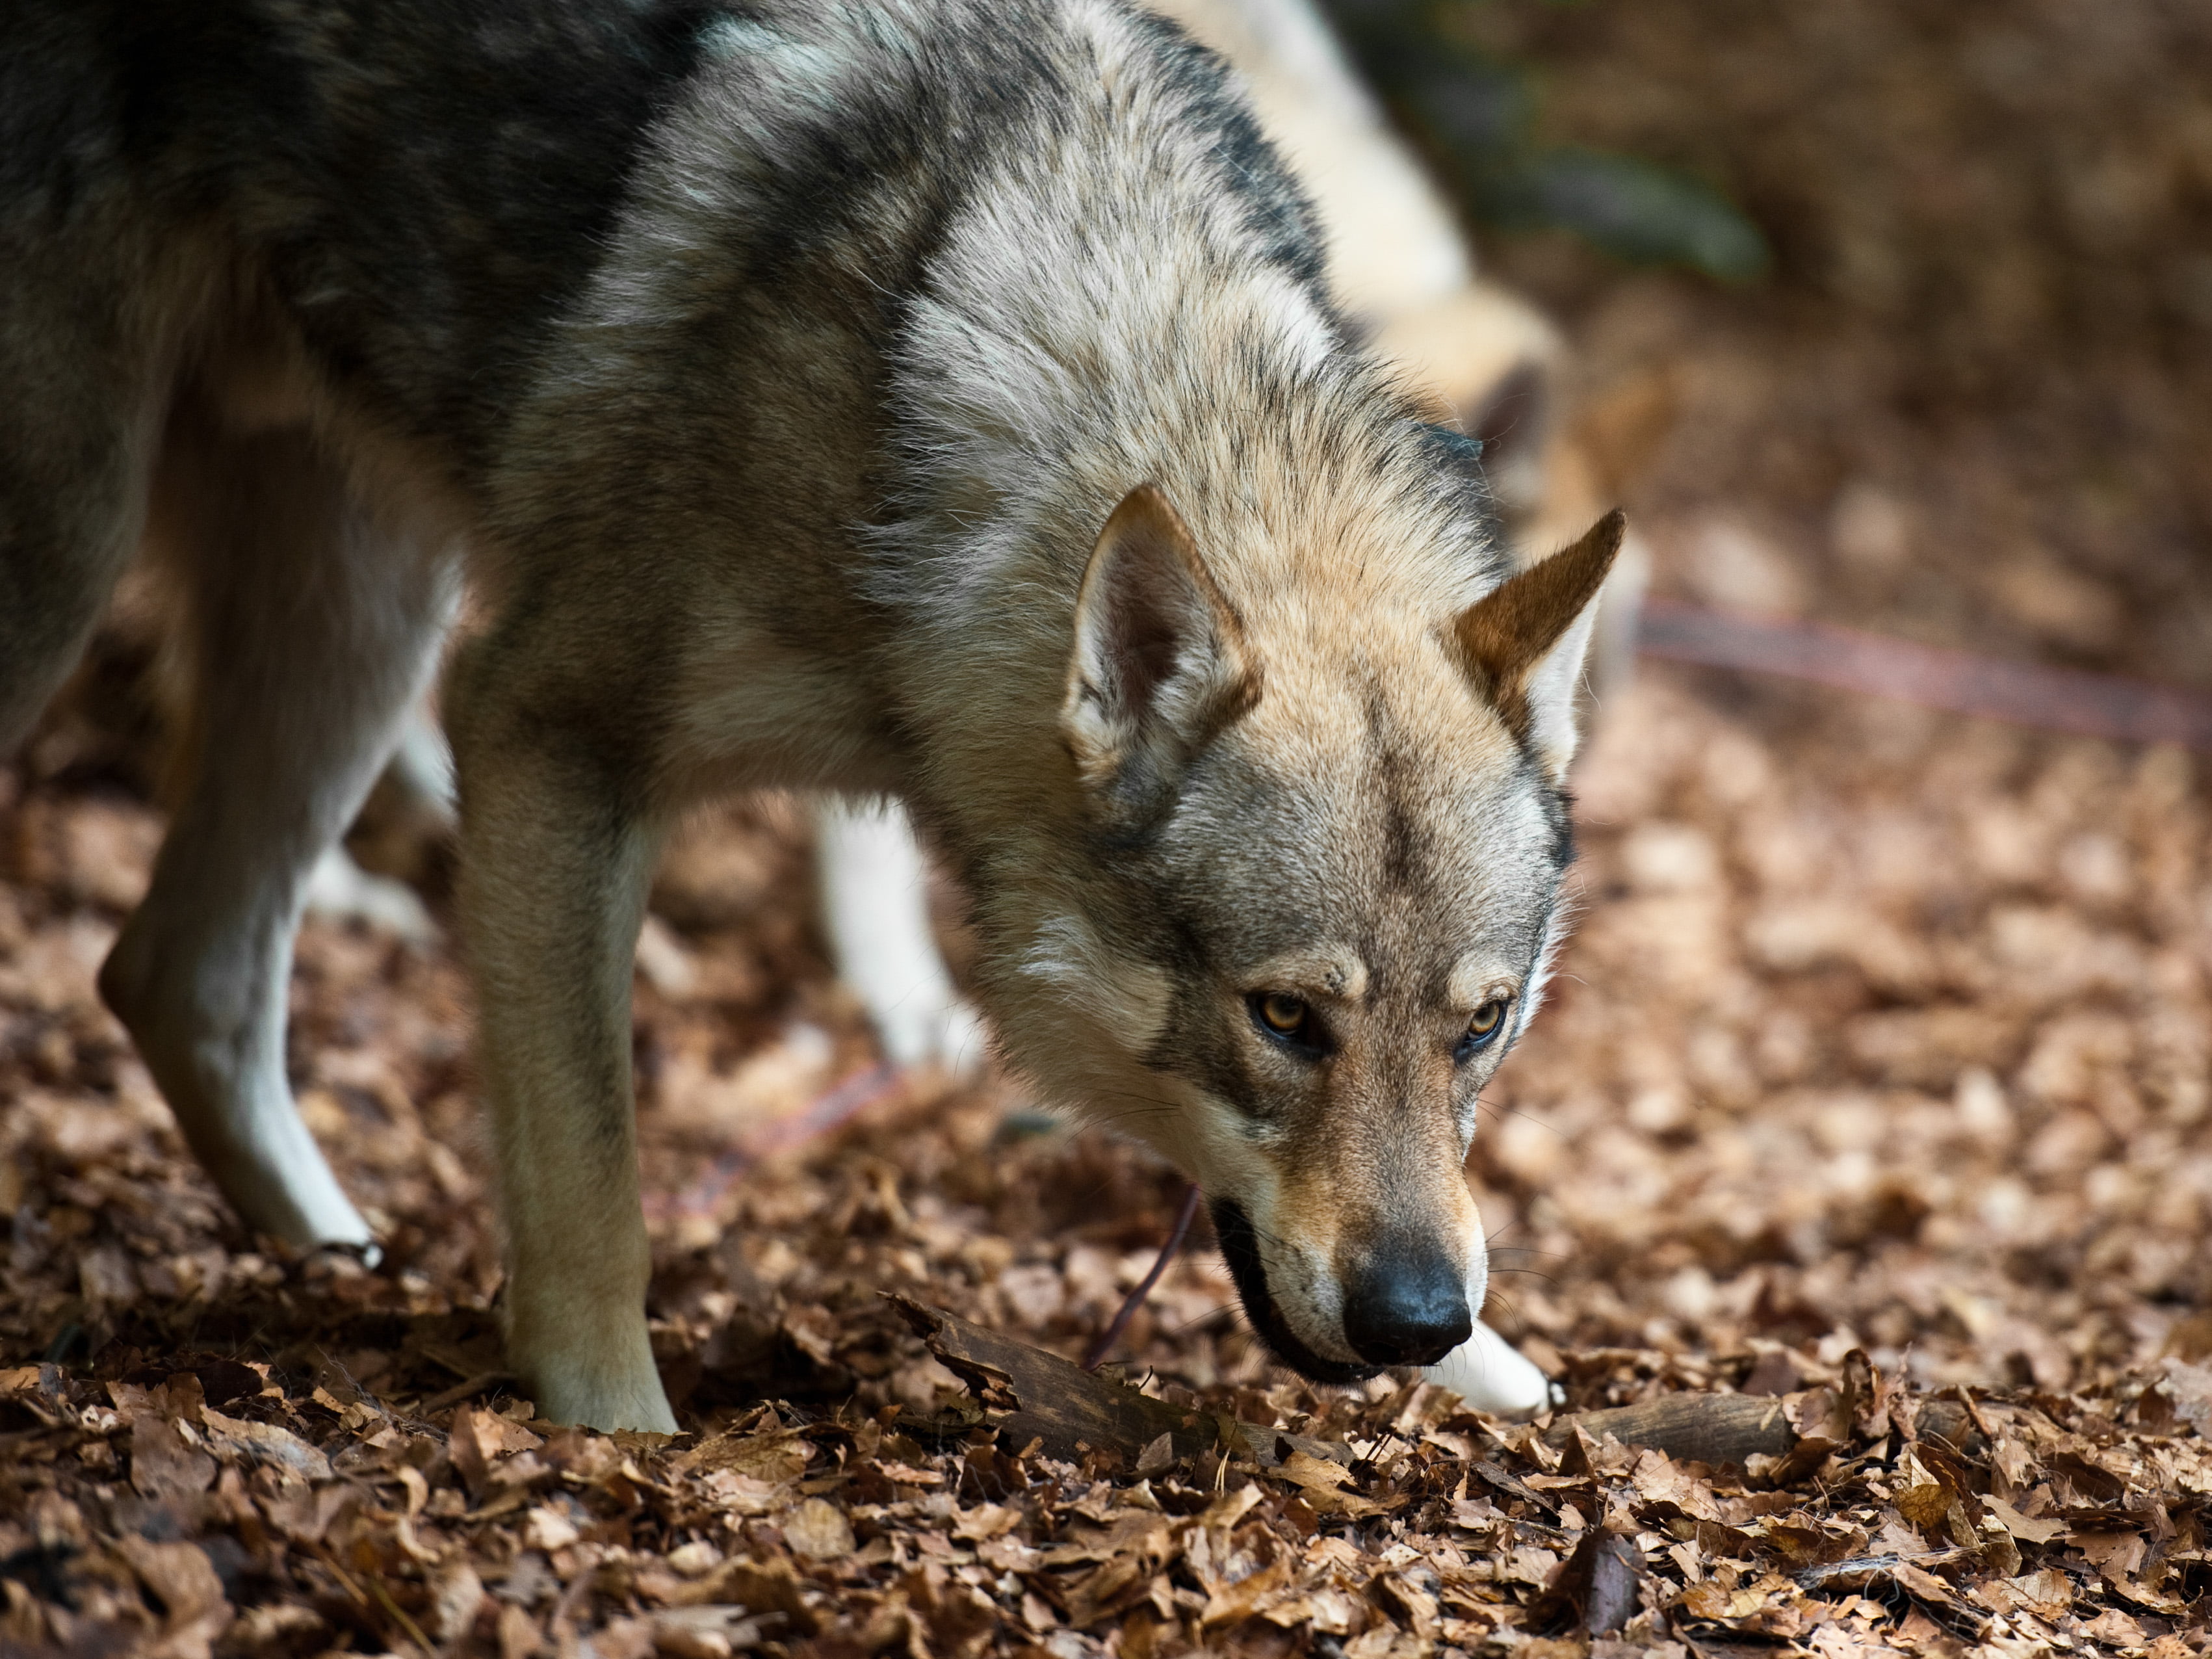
[998,481,1621,1381]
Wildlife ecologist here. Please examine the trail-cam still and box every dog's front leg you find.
[450,708,675,1433]
[816,798,984,1071]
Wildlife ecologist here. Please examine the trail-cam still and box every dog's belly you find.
[662,614,907,801]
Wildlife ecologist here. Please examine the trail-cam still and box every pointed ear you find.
[1455,510,1626,779]
[1062,484,1258,820]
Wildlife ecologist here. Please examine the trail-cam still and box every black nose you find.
[1342,1238,1472,1367]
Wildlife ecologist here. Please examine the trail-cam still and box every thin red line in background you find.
[1637,597,2212,753]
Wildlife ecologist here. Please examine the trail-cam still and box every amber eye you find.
[1249,991,1329,1058]
[1458,999,1508,1059]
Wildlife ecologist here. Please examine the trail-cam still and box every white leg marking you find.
[816,798,985,1071]
[304,844,439,943]
[386,703,458,816]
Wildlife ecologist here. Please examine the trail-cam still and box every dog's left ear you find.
[1454,510,1625,779]
[1063,484,1258,821]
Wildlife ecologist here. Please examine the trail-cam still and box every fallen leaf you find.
[130,1412,215,1503]
[1201,1558,1293,1626]
[783,1497,855,1561]
[1978,1494,2061,1545]
[200,1407,333,1483]
[1274,1449,1385,1517]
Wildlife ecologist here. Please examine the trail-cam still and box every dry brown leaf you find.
[199,1407,332,1483]
[1888,1561,1960,1607]
[1977,1495,2061,1546]
[1968,1567,2072,1621]
[2074,1528,2148,1581]
[114,1535,228,1628]
[129,1413,216,1504]
[671,1427,814,1483]
[675,1557,819,1636]
[2077,1607,2148,1646]
[783,1497,855,1561]
[1274,1448,1386,1517]
[1200,1557,1294,1626]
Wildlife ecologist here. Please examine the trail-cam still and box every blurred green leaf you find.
[1318,0,1769,281]
[1389,55,1531,156]
[1477,148,1770,281]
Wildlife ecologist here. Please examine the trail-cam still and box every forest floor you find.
[6,3,2212,1657]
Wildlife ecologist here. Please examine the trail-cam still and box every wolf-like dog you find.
[0,0,1619,1432]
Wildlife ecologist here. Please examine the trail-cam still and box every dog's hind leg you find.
[97,411,455,1248]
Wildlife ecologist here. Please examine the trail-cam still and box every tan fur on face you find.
[1447,955,1518,1012]
[1249,945,1368,1004]
[982,506,1589,1363]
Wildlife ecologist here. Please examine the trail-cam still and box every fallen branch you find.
[1546,1392,1983,1467]
[1794,1547,1972,1591]
[1547,1393,1794,1465]
[891,1298,1346,1469]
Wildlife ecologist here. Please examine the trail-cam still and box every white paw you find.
[304,846,438,943]
[1422,1320,1561,1419]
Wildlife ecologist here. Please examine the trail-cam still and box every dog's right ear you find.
[1062,484,1258,821]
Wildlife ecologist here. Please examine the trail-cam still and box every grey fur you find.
[0,0,1609,1429]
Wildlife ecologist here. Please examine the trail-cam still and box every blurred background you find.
[5,0,2211,1416]
[1331,0,2212,1398]
[1335,0,2212,679]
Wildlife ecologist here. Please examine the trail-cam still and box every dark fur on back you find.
[5,0,1334,496]
[7,1,716,469]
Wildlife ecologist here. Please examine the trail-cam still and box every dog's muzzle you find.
[1212,1198,1474,1379]
[1210,1197,1381,1385]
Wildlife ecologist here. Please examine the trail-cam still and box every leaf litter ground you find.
[6,648,2211,1659]
[7,2,2212,1652]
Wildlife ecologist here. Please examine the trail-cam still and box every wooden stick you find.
[891,1296,1346,1469]
[1546,1392,1795,1465]
[1639,598,2212,753]
[1082,1183,1203,1371]
[1546,1391,1983,1465]
[896,1300,1985,1476]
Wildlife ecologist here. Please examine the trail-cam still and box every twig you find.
[368,1572,436,1656]
[415,1371,518,1414]
[309,1541,368,1608]
[1794,1546,1971,1590]
[1083,1183,1203,1371]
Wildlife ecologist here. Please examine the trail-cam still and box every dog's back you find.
[8,0,751,477]
[2,0,1606,1431]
